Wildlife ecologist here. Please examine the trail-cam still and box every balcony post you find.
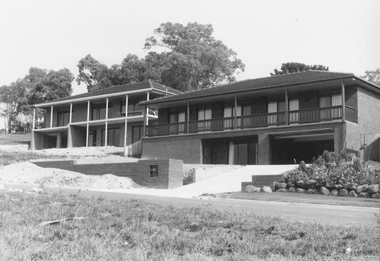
[124,95,129,147]
[105,98,109,147]
[50,106,53,128]
[234,95,238,129]
[32,108,36,130]
[341,79,346,121]
[146,92,150,125]
[69,103,73,124]
[86,100,90,147]
[285,88,289,125]
[186,102,190,133]
[143,105,147,137]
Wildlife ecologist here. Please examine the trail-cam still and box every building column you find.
[124,95,129,147]
[105,98,109,147]
[285,88,289,125]
[32,108,36,130]
[186,102,190,133]
[86,100,90,147]
[257,134,270,164]
[69,103,73,124]
[234,95,238,129]
[146,92,150,125]
[228,141,234,165]
[341,79,346,121]
[50,106,53,128]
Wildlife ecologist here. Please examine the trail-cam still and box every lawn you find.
[218,192,380,208]
[0,191,379,261]
[0,133,31,145]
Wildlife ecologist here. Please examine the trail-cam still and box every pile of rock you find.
[274,181,380,198]
[245,185,273,193]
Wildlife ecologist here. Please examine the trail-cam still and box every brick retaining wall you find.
[241,174,285,192]
[33,159,184,189]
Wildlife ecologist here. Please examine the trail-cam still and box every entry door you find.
[102,128,120,146]
[88,130,97,147]
[234,142,257,165]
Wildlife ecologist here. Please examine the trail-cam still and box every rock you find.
[356,184,368,193]
[288,187,296,192]
[287,182,295,188]
[345,183,357,191]
[358,192,369,198]
[275,182,287,189]
[305,179,317,189]
[0,184,5,190]
[331,189,338,196]
[298,161,307,172]
[276,188,288,192]
[262,186,272,193]
[364,160,380,170]
[307,188,318,194]
[370,193,379,198]
[296,180,304,188]
[353,158,363,172]
[368,184,379,194]
[245,185,261,193]
[32,187,44,194]
[319,187,330,195]
[338,189,348,196]
[325,182,335,190]
[335,184,344,190]
[296,188,305,193]
[348,190,358,197]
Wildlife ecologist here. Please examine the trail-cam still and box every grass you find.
[0,149,67,166]
[0,133,31,145]
[0,191,379,261]
[218,192,380,208]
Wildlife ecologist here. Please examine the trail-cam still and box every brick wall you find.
[33,159,183,189]
[142,122,344,164]
[241,174,284,192]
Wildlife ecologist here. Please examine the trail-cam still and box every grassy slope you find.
[0,133,31,145]
[0,192,379,261]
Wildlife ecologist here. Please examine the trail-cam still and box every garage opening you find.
[271,133,334,164]
[202,136,257,165]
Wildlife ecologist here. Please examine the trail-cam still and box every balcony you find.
[146,106,351,137]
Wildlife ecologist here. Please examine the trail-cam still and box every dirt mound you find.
[0,162,141,189]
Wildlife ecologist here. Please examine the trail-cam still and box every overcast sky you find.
[0,0,379,95]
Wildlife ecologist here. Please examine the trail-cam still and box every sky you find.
[0,0,379,95]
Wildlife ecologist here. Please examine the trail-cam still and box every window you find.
[169,112,186,134]
[101,128,120,146]
[289,99,299,124]
[150,165,158,177]
[92,103,106,120]
[267,101,285,125]
[320,94,342,120]
[223,106,242,129]
[198,108,212,131]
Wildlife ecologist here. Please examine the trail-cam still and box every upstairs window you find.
[57,110,69,126]
[198,108,212,132]
[320,94,342,120]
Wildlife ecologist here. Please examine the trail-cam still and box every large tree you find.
[144,22,245,91]
[271,62,329,76]
[0,67,74,132]
[361,68,380,86]
[77,22,245,92]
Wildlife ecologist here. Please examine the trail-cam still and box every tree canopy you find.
[0,67,74,132]
[76,22,245,92]
[361,68,380,86]
[271,62,329,76]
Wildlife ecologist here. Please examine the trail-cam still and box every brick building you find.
[31,81,182,156]
[141,71,380,164]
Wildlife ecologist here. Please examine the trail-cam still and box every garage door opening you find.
[271,133,334,164]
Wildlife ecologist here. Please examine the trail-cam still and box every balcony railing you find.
[146,106,350,137]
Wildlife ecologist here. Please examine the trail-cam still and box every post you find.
[285,88,289,125]
[32,108,36,130]
[105,98,108,147]
[146,92,150,125]
[69,103,73,123]
[142,105,147,138]
[186,101,190,133]
[234,95,238,129]
[50,106,53,128]
[86,101,90,147]
[341,79,346,121]
[124,95,129,147]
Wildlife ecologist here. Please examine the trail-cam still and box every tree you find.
[77,22,245,92]
[361,68,380,86]
[144,22,245,91]
[271,62,329,76]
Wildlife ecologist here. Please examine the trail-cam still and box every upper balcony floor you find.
[145,83,359,137]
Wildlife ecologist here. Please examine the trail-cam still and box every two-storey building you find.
[140,71,380,164]
[31,81,182,156]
